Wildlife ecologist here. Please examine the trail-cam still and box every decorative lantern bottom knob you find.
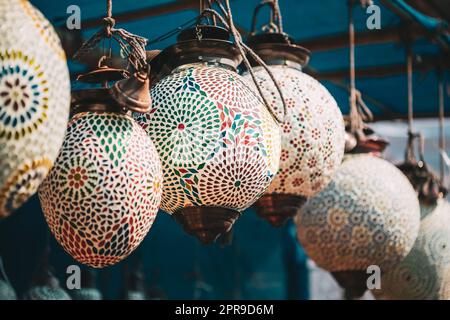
[172,207,241,245]
[253,194,307,227]
[331,270,369,300]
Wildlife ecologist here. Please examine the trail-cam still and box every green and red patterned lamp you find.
[135,10,281,244]
[39,3,163,268]
[0,0,70,218]
[244,0,345,227]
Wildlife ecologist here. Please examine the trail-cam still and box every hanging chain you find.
[251,0,284,35]
[205,0,287,123]
[73,0,148,72]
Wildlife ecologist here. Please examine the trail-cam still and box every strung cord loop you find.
[251,0,283,35]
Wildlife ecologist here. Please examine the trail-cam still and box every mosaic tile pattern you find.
[296,154,420,272]
[244,65,345,198]
[135,63,281,213]
[0,0,70,218]
[374,200,450,299]
[39,112,163,268]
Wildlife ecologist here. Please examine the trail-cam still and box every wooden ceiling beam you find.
[81,0,199,29]
[299,25,425,52]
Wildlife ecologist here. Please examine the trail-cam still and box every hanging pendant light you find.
[295,1,420,299]
[71,268,103,300]
[295,154,421,298]
[0,256,16,300]
[373,62,450,300]
[373,199,450,299]
[243,0,345,227]
[135,3,281,244]
[39,2,163,268]
[0,0,70,218]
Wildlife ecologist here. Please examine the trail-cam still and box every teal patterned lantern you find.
[373,200,450,299]
[0,0,70,218]
[135,26,281,244]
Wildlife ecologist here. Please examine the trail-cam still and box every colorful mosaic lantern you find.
[39,87,163,268]
[295,154,421,298]
[373,200,450,300]
[0,0,70,218]
[135,26,281,244]
[244,33,345,227]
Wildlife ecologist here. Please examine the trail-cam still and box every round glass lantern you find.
[243,33,345,226]
[39,89,163,268]
[373,199,450,299]
[0,0,70,218]
[295,154,421,298]
[135,26,281,244]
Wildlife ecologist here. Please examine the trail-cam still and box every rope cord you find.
[73,0,148,73]
[348,0,373,138]
[438,67,446,183]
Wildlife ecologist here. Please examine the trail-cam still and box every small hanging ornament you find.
[71,268,103,300]
[0,0,71,218]
[38,1,163,268]
[0,256,16,300]
[244,0,345,227]
[23,246,71,300]
[295,154,421,299]
[135,1,281,244]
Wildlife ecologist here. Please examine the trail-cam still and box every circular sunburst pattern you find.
[373,200,450,299]
[39,112,163,268]
[243,65,345,198]
[0,1,70,218]
[295,154,420,272]
[135,63,280,214]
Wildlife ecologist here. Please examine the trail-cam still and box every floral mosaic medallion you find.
[39,112,163,268]
[373,200,450,300]
[0,0,70,218]
[135,63,281,214]
[296,154,420,272]
[243,65,345,198]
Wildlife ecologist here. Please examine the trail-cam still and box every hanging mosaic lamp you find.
[295,154,421,299]
[0,0,70,218]
[373,199,450,299]
[71,268,103,300]
[0,256,16,300]
[23,247,72,300]
[374,89,450,299]
[243,1,345,227]
[135,10,281,244]
[39,4,163,267]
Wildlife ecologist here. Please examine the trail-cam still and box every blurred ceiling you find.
[30,0,450,120]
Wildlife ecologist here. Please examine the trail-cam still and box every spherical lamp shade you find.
[373,200,450,299]
[0,0,70,218]
[135,27,281,244]
[39,91,163,268]
[295,154,420,298]
[245,64,345,226]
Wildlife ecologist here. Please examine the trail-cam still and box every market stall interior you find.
[0,0,449,299]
